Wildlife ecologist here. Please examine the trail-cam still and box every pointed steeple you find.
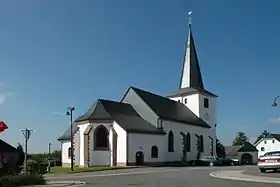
[179,12,204,89]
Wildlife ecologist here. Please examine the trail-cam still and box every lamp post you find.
[272,96,280,107]
[66,106,75,171]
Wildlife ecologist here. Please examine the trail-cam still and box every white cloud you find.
[267,116,280,124]
[0,82,12,105]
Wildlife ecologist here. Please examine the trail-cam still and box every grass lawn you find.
[50,166,126,174]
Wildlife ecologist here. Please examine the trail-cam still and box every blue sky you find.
[0,0,280,153]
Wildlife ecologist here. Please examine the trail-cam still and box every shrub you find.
[0,174,46,187]
[27,161,48,174]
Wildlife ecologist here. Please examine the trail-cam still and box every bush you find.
[27,161,48,175]
[0,174,46,187]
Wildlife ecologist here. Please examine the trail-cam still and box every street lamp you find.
[272,96,280,107]
[66,106,75,171]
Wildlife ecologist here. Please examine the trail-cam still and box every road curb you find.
[210,170,280,184]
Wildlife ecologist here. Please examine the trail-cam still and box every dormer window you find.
[204,98,209,108]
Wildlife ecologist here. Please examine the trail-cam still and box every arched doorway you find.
[135,151,144,166]
[241,153,253,165]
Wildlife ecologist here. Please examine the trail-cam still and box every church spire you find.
[179,11,204,89]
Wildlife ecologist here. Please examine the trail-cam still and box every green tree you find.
[232,132,248,146]
[17,143,24,166]
[254,130,270,144]
[216,138,226,157]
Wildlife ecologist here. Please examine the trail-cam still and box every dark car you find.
[189,156,222,166]
[218,157,237,166]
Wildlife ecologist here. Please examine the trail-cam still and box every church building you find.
[58,19,218,167]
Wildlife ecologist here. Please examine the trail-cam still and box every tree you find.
[232,132,248,146]
[254,130,270,144]
[216,138,226,157]
[16,143,24,166]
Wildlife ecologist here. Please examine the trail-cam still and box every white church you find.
[58,20,218,167]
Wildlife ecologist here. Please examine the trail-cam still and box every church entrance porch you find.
[135,151,144,166]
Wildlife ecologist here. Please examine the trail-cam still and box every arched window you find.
[94,125,109,150]
[186,133,191,152]
[68,147,72,158]
[151,146,158,158]
[200,135,204,152]
[168,131,174,152]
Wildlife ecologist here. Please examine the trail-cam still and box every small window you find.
[264,140,267,144]
[184,98,187,104]
[151,146,158,158]
[273,139,275,143]
[261,147,265,151]
[68,147,72,158]
[178,100,180,102]
[204,98,209,108]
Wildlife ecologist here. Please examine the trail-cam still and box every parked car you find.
[258,151,280,173]
[218,157,237,166]
[189,156,222,166]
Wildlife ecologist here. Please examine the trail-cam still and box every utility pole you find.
[21,128,33,174]
[66,106,75,171]
[48,142,52,155]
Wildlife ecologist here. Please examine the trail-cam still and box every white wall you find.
[163,120,215,161]
[255,138,280,157]
[127,133,165,163]
[77,122,90,166]
[61,140,71,165]
[113,121,127,164]
[74,128,80,166]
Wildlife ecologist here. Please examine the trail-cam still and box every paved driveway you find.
[47,166,280,187]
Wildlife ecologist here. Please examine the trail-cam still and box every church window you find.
[168,131,174,152]
[261,147,265,151]
[186,133,191,152]
[178,100,180,102]
[204,98,209,108]
[200,135,204,152]
[151,146,158,158]
[68,147,72,158]
[273,139,275,143]
[184,98,187,104]
[264,140,267,144]
[94,125,109,150]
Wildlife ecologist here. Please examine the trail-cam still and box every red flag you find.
[0,121,8,132]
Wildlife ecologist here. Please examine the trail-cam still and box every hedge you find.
[0,174,46,187]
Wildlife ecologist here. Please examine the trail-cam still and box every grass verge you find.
[50,166,126,174]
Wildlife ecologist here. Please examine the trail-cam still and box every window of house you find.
[68,147,72,158]
[264,140,267,144]
[157,119,163,129]
[273,139,275,143]
[200,135,204,152]
[184,98,187,104]
[178,100,180,102]
[261,147,265,151]
[204,98,209,108]
[168,131,174,152]
[151,146,158,158]
[186,133,191,152]
[94,125,109,150]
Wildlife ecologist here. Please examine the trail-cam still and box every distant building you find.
[0,139,23,167]
[225,142,258,164]
[254,133,280,157]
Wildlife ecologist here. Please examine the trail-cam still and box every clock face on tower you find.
[204,113,210,121]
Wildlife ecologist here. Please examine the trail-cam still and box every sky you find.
[0,0,280,153]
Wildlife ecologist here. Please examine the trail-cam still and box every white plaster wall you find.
[61,141,71,165]
[255,138,280,157]
[74,128,80,166]
[77,122,90,166]
[127,133,165,163]
[162,120,215,161]
[237,152,258,164]
[113,121,127,164]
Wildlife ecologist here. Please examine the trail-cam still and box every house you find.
[0,139,24,167]
[254,133,280,157]
[58,19,218,167]
[225,142,258,164]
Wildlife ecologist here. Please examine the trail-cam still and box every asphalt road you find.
[47,166,280,187]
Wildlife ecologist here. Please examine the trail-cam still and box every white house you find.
[254,134,280,157]
[58,20,218,167]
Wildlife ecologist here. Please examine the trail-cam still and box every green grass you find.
[50,166,126,174]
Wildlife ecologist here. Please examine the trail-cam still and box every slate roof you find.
[168,87,217,98]
[179,24,204,90]
[130,87,211,128]
[0,139,21,153]
[266,133,280,142]
[58,99,165,141]
[225,142,258,157]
